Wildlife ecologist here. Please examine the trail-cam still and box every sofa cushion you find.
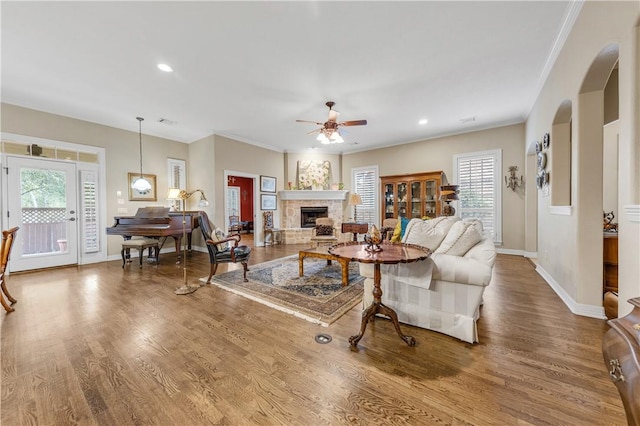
[390,216,411,242]
[435,220,482,256]
[402,216,459,250]
[210,227,228,252]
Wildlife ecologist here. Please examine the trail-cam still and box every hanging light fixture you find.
[131,117,152,193]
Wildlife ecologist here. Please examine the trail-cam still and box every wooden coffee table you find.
[298,246,350,286]
[329,241,432,347]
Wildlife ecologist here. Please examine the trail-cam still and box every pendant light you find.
[131,117,152,192]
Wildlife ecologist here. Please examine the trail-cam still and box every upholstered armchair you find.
[310,217,338,247]
[198,211,251,283]
[381,218,398,241]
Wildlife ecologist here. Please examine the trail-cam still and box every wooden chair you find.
[310,217,338,247]
[1,227,19,313]
[263,211,281,245]
[199,211,251,283]
[229,215,242,234]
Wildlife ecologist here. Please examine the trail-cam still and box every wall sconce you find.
[505,166,524,191]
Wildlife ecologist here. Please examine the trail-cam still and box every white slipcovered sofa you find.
[360,216,496,343]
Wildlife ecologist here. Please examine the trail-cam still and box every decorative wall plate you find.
[543,132,550,149]
[537,151,547,169]
[536,140,542,153]
[536,171,544,189]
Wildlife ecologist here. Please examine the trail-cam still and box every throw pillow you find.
[390,216,411,242]
[403,216,459,250]
[435,220,482,256]
[210,228,229,252]
[315,224,334,236]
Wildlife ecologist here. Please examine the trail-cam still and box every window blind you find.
[353,167,378,226]
[80,169,99,253]
[455,150,501,243]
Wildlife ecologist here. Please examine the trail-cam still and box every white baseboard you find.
[535,264,606,319]
[496,248,524,256]
[523,251,537,258]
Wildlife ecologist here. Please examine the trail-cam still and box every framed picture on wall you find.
[261,194,277,210]
[128,173,157,201]
[260,175,276,192]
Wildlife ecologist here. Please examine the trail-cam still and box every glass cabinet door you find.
[384,183,394,219]
[410,181,422,218]
[397,182,408,218]
[424,180,437,216]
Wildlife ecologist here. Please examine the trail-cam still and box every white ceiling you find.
[1,1,576,154]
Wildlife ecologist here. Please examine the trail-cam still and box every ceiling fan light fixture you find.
[331,133,344,143]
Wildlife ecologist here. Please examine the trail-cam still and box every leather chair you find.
[1,227,19,313]
[199,211,251,283]
[310,217,338,247]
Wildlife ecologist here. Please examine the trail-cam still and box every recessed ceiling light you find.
[418,118,428,125]
[157,63,173,72]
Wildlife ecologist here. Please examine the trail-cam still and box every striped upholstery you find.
[359,220,496,343]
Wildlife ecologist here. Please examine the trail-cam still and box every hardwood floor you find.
[0,243,626,425]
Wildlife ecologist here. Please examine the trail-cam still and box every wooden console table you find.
[329,241,432,347]
[299,247,350,286]
[341,222,369,242]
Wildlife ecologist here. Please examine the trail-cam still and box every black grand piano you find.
[106,207,201,263]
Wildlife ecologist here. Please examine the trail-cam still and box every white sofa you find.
[359,216,496,343]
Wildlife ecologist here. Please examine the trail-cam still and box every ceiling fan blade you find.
[340,119,367,126]
[296,119,324,125]
[307,128,323,135]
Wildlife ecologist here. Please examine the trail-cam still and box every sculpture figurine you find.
[364,225,383,252]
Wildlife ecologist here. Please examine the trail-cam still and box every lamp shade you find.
[349,193,363,206]
[166,188,182,200]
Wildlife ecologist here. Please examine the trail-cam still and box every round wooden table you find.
[329,241,432,347]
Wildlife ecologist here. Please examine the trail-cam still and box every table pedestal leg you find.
[349,263,415,347]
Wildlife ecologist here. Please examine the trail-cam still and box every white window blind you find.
[167,158,186,209]
[352,166,378,226]
[80,169,99,253]
[454,150,502,244]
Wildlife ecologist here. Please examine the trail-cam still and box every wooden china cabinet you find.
[380,171,445,223]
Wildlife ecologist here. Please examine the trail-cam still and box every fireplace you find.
[300,206,328,228]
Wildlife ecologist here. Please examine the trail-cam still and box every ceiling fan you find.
[296,101,367,144]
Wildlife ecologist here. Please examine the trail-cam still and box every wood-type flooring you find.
[0,239,627,425]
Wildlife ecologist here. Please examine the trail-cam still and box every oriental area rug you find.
[202,255,364,326]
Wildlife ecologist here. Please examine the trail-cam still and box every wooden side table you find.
[341,222,369,241]
[329,241,431,347]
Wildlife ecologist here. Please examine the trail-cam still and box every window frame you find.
[351,165,379,226]
[453,149,502,244]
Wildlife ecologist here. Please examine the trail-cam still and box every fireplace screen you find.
[300,207,328,228]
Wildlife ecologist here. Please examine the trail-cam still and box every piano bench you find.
[121,239,160,268]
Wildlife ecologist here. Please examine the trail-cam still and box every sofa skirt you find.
[362,277,485,343]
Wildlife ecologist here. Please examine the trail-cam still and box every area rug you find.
[201,255,364,326]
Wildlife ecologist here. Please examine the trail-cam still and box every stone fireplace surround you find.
[278,190,348,244]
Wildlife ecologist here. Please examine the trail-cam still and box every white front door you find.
[6,156,79,271]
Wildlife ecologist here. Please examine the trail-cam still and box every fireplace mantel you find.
[278,190,348,201]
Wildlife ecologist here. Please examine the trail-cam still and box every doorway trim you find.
[223,170,261,245]
[1,132,108,266]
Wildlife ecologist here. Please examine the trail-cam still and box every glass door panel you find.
[7,156,78,271]
[410,181,422,218]
[425,179,437,216]
[384,183,394,219]
[397,182,408,218]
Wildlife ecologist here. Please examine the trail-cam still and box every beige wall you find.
[213,135,284,244]
[340,124,526,251]
[1,103,189,257]
[525,1,639,316]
